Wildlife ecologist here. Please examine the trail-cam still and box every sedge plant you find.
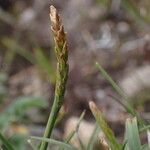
[1,4,150,150]
[39,5,69,150]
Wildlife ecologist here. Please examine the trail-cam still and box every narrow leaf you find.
[59,110,86,150]
[95,62,145,127]
[89,101,121,150]
[125,117,141,150]
[31,136,77,150]
[0,132,14,150]
[87,124,99,150]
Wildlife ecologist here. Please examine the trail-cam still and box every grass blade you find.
[89,101,121,150]
[125,117,141,150]
[59,110,86,150]
[95,62,127,100]
[65,110,86,142]
[0,132,14,150]
[31,136,77,150]
[87,124,99,150]
[27,139,37,150]
[95,62,145,126]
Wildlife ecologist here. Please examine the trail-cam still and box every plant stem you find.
[39,5,69,150]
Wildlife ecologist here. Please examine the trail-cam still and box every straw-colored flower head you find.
[50,5,67,53]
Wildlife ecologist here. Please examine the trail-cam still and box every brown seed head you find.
[50,5,60,31]
[50,5,66,45]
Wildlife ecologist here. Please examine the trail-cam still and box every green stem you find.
[39,61,68,150]
[39,5,69,150]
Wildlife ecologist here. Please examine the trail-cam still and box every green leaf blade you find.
[89,101,121,150]
[125,117,141,150]
[31,136,77,150]
[0,132,14,150]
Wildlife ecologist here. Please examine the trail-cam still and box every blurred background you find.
[0,0,150,149]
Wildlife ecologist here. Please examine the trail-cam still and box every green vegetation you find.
[0,1,150,150]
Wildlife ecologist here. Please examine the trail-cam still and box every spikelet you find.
[50,5,68,62]
[40,6,69,150]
